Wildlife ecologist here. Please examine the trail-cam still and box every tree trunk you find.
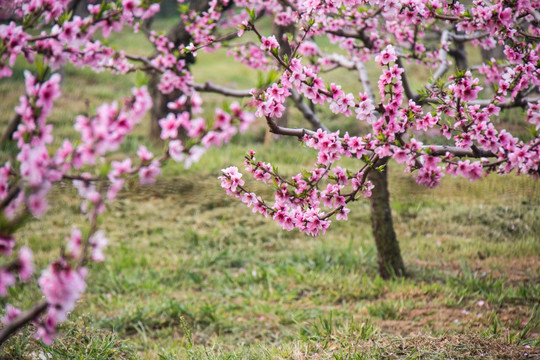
[481,46,505,62]
[367,159,406,278]
[449,30,468,72]
[147,1,210,141]
[148,74,186,140]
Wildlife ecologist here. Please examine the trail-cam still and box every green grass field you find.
[1,18,539,360]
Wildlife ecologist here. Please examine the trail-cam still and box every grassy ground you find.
[1,18,540,360]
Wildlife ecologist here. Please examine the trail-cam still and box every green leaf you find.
[135,72,149,87]
[58,10,73,25]
[529,126,538,138]
[221,101,231,113]
[35,56,50,82]
[256,71,265,89]
[271,177,280,191]
[246,8,256,22]
[100,163,112,177]
[178,4,189,13]
[267,69,280,85]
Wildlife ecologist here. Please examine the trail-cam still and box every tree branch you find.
[0,185,21,211]
[431,30,450,84]
[0,301,48,346]
[192,82,253,98]
[266,115,499,159]
[396,56,421,102]
[324,53,375,102]
[265,116,315,138]
[449,31,489,41]
[355,60,376,103]
[469,96,539,108]
[289,90,329,131]
[326,29,374,49]
[1,114,21,146]
[423,145,495,157]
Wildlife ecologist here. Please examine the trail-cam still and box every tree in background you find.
[218,0,539,277]
[0,0,539,346]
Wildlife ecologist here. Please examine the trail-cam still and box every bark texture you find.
[367,159,406,278]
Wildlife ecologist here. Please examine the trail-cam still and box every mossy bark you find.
[368,159,406,278]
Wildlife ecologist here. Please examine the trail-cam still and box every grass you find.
[1,16,540,360]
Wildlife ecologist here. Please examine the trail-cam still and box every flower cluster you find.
[220,134,377,236]
[220,0,539,235]
[37,260,87,344]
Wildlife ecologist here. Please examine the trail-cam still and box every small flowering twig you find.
[0,301,48,345]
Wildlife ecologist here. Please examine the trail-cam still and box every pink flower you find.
[139,160,161,185]
[110,158,132,177]
[38,260,87,322]
[184,146,205,169]
[219,166,245,193]
[456,160,483,182]
[375,45,397,66]
[122,0,141,13]
[168,140,185,162]
[2,304,21,325]
[273,211,294,231]
[241,192,258,207]
[159,113,181,139]
[336,207,351,221]
[137,145,154,162]
[66,228,83,259]
[27,192,49,218]
[89,230,108,262]
[0,236,15,257]
[0,269,15,296]
[18,246,34,281]
[498,8,512,26]
[260,35,279,52]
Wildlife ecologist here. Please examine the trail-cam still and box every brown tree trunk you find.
[148,74,185,140]
[481,46,505,62]
[449,30,468,72]
[368,159,406,278]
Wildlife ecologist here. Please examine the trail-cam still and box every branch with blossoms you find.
[0,67,153,345]
[218,0,539,234]
[0,0,261,345]
[219,146,378,236]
